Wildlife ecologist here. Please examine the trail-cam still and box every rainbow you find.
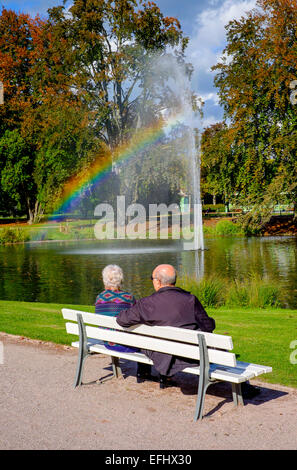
[49,111,185,220]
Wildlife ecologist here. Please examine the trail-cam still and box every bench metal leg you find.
[74,348,89,387]
[231,383,244,406]
[74,314,123,386]
[111,356,122,378]
[195,375,212,421]
[96,357,122,384]
[194,334,211,421]
[74,313,89,388]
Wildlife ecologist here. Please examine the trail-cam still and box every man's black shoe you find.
[136,372,156,383]
[136,363,153,383]
[159,375,178,389]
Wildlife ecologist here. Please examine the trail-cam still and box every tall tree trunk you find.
[27,197,34,225]
[27,198,43,224]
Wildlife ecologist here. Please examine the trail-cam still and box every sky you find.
[1,0,258,128]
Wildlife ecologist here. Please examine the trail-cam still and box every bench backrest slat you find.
[65,322,236,367]
[62,309,233,350]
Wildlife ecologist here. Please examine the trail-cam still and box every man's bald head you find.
[152,264,177,288]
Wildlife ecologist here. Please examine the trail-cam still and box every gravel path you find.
[0,332,296,450]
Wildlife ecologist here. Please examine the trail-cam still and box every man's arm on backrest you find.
[116,301,142,328]
[193,297,216,332]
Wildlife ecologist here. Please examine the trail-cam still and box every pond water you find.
[0,236,297,308]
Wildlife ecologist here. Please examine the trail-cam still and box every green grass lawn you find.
[208,307,297,388]
[0,300,296,388]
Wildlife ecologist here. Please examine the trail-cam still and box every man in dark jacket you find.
[116,264,215,385]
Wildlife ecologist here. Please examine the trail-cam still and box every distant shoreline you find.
[1,215,297,245]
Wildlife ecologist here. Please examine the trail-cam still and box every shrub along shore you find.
[0,216,295,244]
[0,218,243,244]
[0,299,296,388]
[177,274,285,309]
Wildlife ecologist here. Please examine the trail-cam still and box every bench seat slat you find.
[62,309,233,350]
[70,341,256,384]
[71,341,153,364]
[183,365,256,383]
[236,361,272,375]
[66,322,237,367]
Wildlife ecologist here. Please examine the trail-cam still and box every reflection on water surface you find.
[0,236,296,307]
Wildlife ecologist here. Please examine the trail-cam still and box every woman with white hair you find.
[95,264,139,353]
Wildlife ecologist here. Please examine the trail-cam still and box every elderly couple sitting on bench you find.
[95,263,260,398]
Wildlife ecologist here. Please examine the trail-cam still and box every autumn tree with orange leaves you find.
[0,8,89,221]
[0,9,45,132]
[0,8,45,220]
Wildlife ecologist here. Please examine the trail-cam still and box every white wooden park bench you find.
[62,308,272,420]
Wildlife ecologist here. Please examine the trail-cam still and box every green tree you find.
[201,122,234,208]
[212,0,297,227]
[33,98,105,215]
[45,0,188,148]
[0,129,36,219]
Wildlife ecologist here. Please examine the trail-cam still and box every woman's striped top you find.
[95,289,139,352]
